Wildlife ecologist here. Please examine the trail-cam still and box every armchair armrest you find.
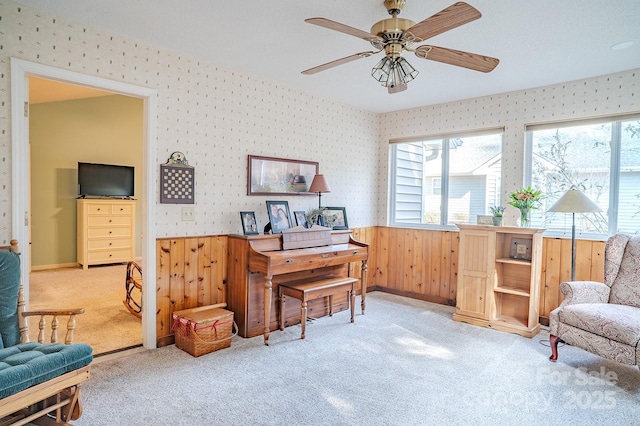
[22,308,85,344]
[559,280,610,306]
[549,281,610,336]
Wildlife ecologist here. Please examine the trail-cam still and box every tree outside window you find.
[528,118,640,236]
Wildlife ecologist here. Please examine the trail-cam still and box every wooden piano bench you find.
[278,276,358,339]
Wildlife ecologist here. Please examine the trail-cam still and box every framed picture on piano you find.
[266,201,292,234]
[240,211,259,235]
[322,207,349,230]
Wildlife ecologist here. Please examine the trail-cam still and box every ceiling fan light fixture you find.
[304,2,499,92]
[396,57,418,82]
[371,56,393,82]
[371,56,418,89]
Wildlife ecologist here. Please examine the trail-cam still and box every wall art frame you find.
[322,207,349,230]
[160,151,194,204]
[248,155,318,196]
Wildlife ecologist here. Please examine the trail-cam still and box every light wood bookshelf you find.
[452,224,543,338]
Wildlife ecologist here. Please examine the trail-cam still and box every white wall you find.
[379,70,640,225]
[0,1,381,244]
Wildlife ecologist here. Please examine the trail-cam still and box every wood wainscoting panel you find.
[350,227,377,294]
[371,227,458,306]
[155,236,228,347]
[539,237,605,324]
[152,228,604,344]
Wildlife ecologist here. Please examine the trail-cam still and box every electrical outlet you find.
[182,206,195,221]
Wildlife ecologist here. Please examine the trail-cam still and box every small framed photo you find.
[322,207,348,230]
[240,211,259,235]
[266,201,292,234]
[294,211,308,228]
[510,238,532,260]
[476,215,493,225]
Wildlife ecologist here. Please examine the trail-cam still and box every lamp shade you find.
[309,174,331,194]
[548,189,602,213]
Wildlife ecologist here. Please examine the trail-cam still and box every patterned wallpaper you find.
[0,1,380,243]
[378,70,639,224]
[1,1,638,243]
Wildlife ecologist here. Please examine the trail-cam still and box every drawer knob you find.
[285,259,294,264]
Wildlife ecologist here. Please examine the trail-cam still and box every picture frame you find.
[294,211,308,228]
[322,207,348,230]
[509,237,532,260]
[266,201,293,234]
[476,215,493,225]
[240,211,259,235]
[248,155,319,196]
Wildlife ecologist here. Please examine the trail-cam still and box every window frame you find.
[524,113,640,238]
[389,127,504,229]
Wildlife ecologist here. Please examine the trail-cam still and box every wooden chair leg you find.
[279,291,285,331]
[300,300,307,339]
[349,287,355,323]
[549,334,559,361]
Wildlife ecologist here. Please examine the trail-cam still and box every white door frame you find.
[10,58,158,349]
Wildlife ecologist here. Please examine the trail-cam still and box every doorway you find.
[10,58,158,349]
[29,77,143,354]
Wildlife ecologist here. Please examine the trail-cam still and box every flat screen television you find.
[78,162,135,198]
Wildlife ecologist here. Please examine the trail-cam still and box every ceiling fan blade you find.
[305,18,382,44]
[302,51,379,75]
[406,2,481,42]
[415,45,499,73]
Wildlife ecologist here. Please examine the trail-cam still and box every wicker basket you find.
[172,306,237,357]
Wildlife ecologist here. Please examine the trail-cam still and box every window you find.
[389,130,503,227]
[526,115,640,236]
[432,178,441,196]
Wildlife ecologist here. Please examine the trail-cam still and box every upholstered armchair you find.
[0,240,93,424]
[549,233,640,367]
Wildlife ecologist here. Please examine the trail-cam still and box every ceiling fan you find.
[302,1,499,94]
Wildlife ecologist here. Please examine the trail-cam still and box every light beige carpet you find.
[76,292,640,426]
[28,264,142,355]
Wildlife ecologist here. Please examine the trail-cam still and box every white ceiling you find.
[29,77,112,104]
[15,0,640,113]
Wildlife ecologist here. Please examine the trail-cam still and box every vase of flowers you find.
[508,187,542,227]
[489,206,505,226]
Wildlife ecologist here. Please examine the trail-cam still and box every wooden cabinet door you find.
[456,230,492,319]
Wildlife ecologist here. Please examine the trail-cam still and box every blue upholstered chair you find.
[0,240,93,424]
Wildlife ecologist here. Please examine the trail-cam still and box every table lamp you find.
[548,188,602,281]
[308,174,331,209]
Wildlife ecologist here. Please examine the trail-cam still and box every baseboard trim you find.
[31,262,79,271]
[367,286,455,307]
[93,345,145,364]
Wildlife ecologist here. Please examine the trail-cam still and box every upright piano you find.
[227,227,368,344]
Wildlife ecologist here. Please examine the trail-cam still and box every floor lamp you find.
[547,188,602,281]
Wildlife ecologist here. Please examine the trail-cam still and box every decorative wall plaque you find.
[160,152,194,204]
